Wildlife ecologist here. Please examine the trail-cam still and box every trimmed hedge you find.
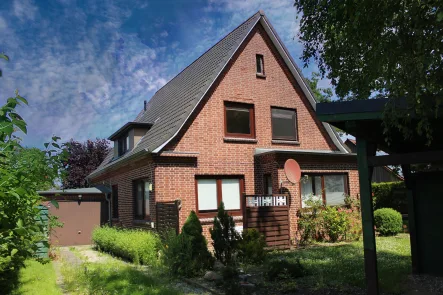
[374,208,403,236]
[372,181,406,212]
[92,226,161,266]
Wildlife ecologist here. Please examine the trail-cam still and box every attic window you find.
[118,134,129,156]
[256,54,264,75]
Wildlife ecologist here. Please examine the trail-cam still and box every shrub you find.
[321,206,350,242]
[374,208,403,236]
[266,258,306,281]
[372,182,406,212]
[296,194,325,245]
[162,211,213,277]
[210,202,240,265]
[92,226,161,266]
[237,229,267,264]
[221,265,241,294]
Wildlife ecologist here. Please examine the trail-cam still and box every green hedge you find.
[372,182,406,212]
[92,226,161,266]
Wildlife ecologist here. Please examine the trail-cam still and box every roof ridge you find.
[149,11,262,97]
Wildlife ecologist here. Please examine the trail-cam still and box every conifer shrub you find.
[374,208,403,236]
[162,211,213,277]
[237,229,267,264]
[210,202,241,265]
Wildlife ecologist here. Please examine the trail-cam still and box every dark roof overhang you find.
[108,122,153,141]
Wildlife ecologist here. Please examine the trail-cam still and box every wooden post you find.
[356,137,379,295]
[401,164,419,273]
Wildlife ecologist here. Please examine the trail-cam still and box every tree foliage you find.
[307,72,333,103]
[0,55,66,291]
[63,138,110,188]
[294,0,443,143]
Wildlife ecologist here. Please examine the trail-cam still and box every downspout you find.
[105,192,111,226]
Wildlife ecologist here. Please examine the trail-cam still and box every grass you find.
[270,234,411,294]
[61,253,181,295]
[11,260,62,295]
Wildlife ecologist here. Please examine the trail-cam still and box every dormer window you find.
[256,54,264,76]
[118,134,129,156]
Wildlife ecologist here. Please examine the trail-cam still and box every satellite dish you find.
[284,159,301,184]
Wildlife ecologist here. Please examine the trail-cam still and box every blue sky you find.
[0,0,331,148]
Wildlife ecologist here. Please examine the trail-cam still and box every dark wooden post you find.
[401,164,418,273]
[356,137,379,295]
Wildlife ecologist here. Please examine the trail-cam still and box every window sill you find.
[224,137,258,143]
[256,73,267,79]
[272,140,300,145]
[132,219,151,225]
[199,215,243,225]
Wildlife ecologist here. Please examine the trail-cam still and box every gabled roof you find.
[108,122,153,141]
[88,10,348,180]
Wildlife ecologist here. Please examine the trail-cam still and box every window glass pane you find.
[272,108,296,140]
[126,135,129,151]
[112,186,118,218]
[266,175,272,195]
[226,107,251,134]
[324,175,346,206]
[314,176,322,196]
[197,179,218,211]
[136,182,143,216]
[222,179,240,210]
[301,176,322,207]
[256,55,263,73]
[144,182,150,216]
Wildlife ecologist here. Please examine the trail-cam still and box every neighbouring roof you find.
[108,122,153,141]
[88,10,349,180]
[38,186,111,195]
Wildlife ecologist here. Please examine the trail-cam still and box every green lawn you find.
[271,234,411,294]
[11,260,62,295]
[61,255,181,295]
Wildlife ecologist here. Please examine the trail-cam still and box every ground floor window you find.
[264,174,272,195]
[196,176,244,216]
[134,179,150,219]
[111,185,118,219]
[301,174,348,207]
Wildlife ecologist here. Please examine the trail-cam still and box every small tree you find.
[63,138,110,188]
[210,202,240,265]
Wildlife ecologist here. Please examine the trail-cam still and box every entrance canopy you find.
[316,98,443,295]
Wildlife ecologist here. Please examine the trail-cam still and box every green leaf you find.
[16,95,28,105]
[11,249,18,256]
[50,199,59,209]
[14,227,27,236]
[0,53,9,61]
[44,142,49,149]
[17,219,23,228]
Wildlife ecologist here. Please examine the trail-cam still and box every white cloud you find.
[0,16,7,30]
[13,0,38,21]
[160,30,168,37]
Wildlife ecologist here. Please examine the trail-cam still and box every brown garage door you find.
[49,201,101,246]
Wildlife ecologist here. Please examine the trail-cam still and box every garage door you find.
[49,201,101,246]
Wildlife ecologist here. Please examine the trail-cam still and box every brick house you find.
[87,11,359,244]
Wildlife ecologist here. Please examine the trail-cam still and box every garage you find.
[39,187,110,246]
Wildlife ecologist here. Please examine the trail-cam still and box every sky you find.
[0,0,332,148]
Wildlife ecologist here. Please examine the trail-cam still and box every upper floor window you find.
[301,174,348,208]
[271,107,298,141]
[256,54,264,75]
[196,176,243,217]
[134,179,150,220]
[118,134,129,156]
[224,102,255,138]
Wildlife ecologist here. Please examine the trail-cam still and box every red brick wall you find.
[91,24,360,244]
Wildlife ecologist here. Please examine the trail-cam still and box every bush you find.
[372,182,406,212]
[297,195,325,244]
[374,208,403,236]
[92,226,161,266]
[321,206,350,242]
[210,202,240,265]
[266,258,306,281]
[237,229,267,264]
[162,211,213,277]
